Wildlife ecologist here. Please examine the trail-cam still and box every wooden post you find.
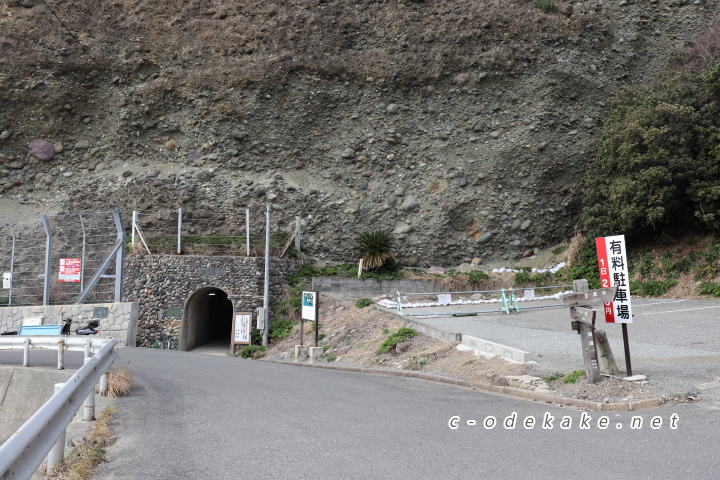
[572,280,602,384]
[622,323,633,377]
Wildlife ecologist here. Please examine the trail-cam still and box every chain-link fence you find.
[132,208,301,257]
[0,210,123,306]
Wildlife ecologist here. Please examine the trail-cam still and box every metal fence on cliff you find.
[0,210,124,306]
[131,208,301,257]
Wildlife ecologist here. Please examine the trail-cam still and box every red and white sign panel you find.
[59,258,81,283]
[595,235,632,323]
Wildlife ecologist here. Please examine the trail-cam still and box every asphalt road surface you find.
[88,347,719,480]
[397,298,720,396]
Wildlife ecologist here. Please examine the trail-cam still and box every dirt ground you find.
[263,294,673,406]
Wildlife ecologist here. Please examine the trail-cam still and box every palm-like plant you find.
[353,230,396,270]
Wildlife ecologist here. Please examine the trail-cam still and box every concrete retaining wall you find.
[312,277,439,299]
[0,303,138,347]
[0,366,76,445]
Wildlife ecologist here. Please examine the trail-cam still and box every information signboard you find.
[301,291,318,322]
[59,258,81,282]
[595,235,632,323]
[231,312,252,351]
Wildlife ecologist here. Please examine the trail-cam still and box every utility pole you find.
[262,204,271,346]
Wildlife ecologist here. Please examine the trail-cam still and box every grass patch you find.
[106,368,133,398]
[536,0,557,13]
[543,372,564,382]
[47,405,116,479]
[563,370,585,384]
[237,345,267,359]
[377,327,417,354]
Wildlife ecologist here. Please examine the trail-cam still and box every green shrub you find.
[632,279,677,297]
[553,245,568,255]
[377,327,417,354]
[563,370,586,384]
[355,298,374,308]
[360,263,403,281]
[268,318,297,341]
[583,62,720,238]
[468,270,490,283]
[237,345,267,359]
[514,272,532,284]
[555,239,601,289]
[530,272,553,287]
[699,282,720,297]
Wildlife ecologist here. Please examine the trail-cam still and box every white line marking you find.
[633,300,688,307]
[640,305,720,315]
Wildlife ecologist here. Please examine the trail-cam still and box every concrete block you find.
[461,335,530,363]
[308,346,324,363]
[294,345,309,362]
[401,317,462,343]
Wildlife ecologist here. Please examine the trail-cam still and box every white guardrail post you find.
[22,338,29,367]
[99,370,109,396]
[57,339,65,370]
[0,338,117,480]
[83,358,96,421]
[46,383,67,474]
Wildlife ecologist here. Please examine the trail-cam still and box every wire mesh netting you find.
[0,211,121,306]
[132,209,298,257]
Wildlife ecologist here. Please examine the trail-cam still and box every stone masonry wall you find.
[0,302,138,347]
[123,255,300,347]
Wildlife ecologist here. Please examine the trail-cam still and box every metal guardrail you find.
[0,336,112,369]
[0,338,117,479]
[393,285,574,317]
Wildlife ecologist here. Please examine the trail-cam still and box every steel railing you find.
[0,338,117,479]
[0,336,112,369]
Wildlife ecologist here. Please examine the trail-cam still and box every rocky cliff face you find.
[0,0,716,266]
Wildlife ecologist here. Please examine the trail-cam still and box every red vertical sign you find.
[595,237,615,323]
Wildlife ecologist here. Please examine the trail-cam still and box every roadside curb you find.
[267,359,666,412]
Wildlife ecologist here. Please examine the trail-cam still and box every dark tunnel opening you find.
[180,287,234,351]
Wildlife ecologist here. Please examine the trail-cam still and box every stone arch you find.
[179,286,234,351]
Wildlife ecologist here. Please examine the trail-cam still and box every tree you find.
[352,230,396,270]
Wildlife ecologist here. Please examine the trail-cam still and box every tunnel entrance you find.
[179,286,234,351]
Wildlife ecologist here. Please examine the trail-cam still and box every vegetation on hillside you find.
[582,60,720,238]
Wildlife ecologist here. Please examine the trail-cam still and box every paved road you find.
[395,298,720,397]
[89,347,720,480]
